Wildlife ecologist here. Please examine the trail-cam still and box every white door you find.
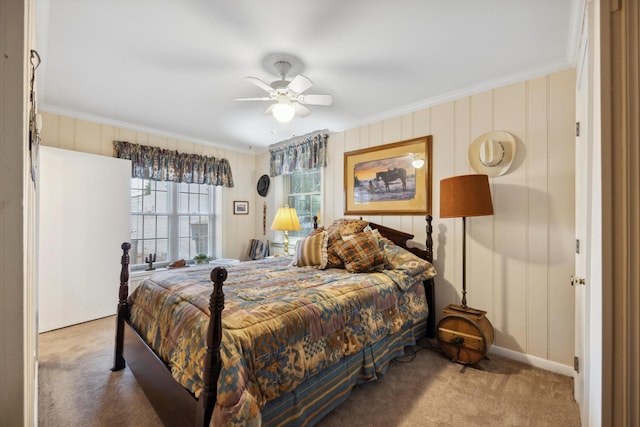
[38,146,131,332]
[573,16,590,419]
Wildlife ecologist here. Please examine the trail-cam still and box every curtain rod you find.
[268,129,330,151]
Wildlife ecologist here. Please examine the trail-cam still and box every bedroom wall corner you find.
[322,68,577,368]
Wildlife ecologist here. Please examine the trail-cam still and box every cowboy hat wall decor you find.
[468,131,516,177]
[257,174,270,197]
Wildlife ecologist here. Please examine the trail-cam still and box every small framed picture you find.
[233,201,249,215]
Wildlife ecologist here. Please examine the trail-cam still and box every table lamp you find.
[440,174,494,308]
[270,205,301,256]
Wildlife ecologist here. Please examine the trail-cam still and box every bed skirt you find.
[260,318,427,426]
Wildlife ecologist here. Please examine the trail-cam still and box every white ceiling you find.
[37,1,582,154]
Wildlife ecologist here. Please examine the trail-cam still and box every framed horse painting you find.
[344,136,433,215]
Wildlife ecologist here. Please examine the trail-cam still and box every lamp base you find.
[283,231,290,256]
[436,304,494,365]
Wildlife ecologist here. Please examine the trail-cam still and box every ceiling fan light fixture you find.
[238,54,332,122]
[272,101,295,123]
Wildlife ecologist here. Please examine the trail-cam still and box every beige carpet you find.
[38,316,580,426]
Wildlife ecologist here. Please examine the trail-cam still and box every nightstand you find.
[436,304,494,365]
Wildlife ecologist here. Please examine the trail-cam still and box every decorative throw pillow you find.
[368,228,383,244]
[292,231,328,269]
[324,218,367,235]
[336,219,369,236]
[342,228,382,244]
[325,226,341,244]
[326,245,344,269]
[323,218,370,269]
[332,232,387,273]
[323,226,344,268]
[306,226,324,237]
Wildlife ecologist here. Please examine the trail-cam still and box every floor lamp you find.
[270,205,301,256]
[438,174,495,365]
[440,174,494,308]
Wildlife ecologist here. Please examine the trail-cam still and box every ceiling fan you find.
[236,60,333,123]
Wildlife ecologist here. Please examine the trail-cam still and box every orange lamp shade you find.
[440,174,494,218]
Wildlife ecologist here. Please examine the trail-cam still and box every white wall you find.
[259,69,576,368]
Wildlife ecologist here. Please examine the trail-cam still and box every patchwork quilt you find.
[128,241,435,426]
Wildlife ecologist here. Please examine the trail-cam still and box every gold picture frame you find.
[344,136,432,215]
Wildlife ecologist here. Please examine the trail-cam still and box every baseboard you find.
[489,345,575,378]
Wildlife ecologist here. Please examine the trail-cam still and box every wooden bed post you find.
[195,266,227,426]
[112,242,131,371]
[425,215,433,263]
[424,215,436,338]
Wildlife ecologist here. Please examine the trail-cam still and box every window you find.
[285,169,322,238]
[130,178,219,269]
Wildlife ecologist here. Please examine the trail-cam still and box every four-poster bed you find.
[112,216,436,426]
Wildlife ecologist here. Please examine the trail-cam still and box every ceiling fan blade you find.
[262,104,275,116]
[246,76,274,93]
[294,103,312,117]
[235,97,272,101]
[287,75,313,94]
[298,94,333,106]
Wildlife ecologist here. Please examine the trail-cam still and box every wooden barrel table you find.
[436,304,494,365]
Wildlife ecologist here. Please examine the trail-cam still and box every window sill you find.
[131,268,167,279]
[209,258,239,266]
[130,258,239,279]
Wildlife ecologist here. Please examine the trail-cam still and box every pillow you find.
[324,226,344,268]
[326,245,344,269]
[324,218,368,236]
[325,226,342,245]
[378,238,437,289]
[343,228,382,243]
[292,231,328,269]
[324,218,369,269]
[306,226,324,237]
[332,232,387,273]
[379,237,436,274]
[336,219,369,236]
[368,228,383,244]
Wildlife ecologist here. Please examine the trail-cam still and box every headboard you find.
[368,217,433,263]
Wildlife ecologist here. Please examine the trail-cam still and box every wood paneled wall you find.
[39,113,258,262]
[319,69,576,367]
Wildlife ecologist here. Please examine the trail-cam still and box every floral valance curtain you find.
[113,141,234,187]
[269,133,328,177]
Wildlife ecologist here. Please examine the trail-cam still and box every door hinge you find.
[576,122,580,137]
[574,356,580,373]
[576,239,580,254]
